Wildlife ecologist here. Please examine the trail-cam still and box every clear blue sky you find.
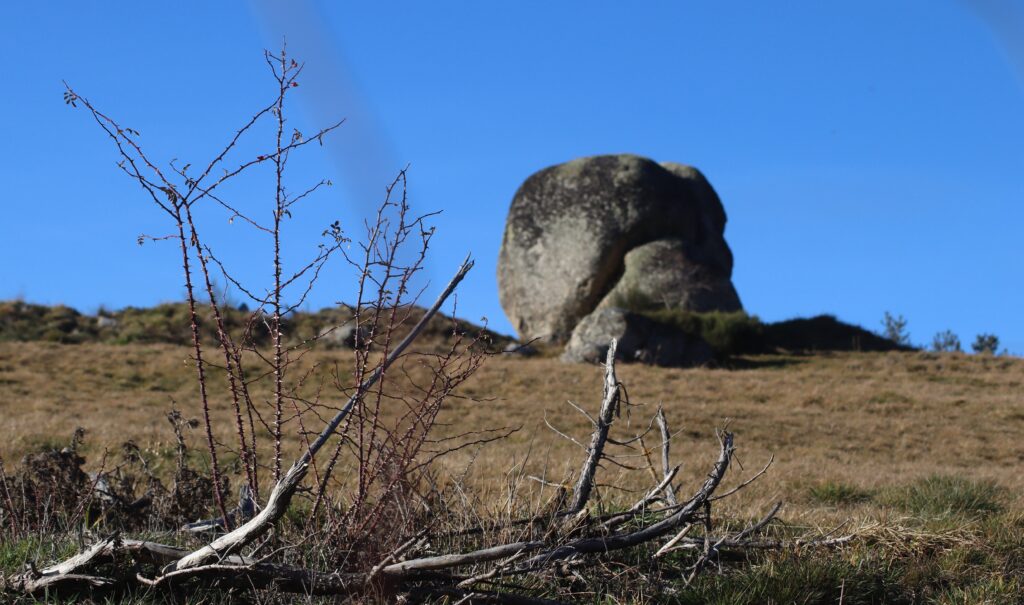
[2,2,1022,352]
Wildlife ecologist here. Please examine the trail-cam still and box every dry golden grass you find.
[3,342,1024,602]
[1,342,1022,524]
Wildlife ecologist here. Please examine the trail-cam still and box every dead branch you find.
[655,405,679,507]
[566,339,620,514]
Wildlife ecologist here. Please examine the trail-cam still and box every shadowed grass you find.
[668,526,1024,605]
[673,551,910,605]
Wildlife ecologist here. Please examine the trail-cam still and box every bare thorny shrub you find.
[2,48,849,603]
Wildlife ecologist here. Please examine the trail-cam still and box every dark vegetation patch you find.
[641,308,911,361]
[765,314,913,354]
[642,309,765,359]
[609,285,911,359]
[0,422,222,538]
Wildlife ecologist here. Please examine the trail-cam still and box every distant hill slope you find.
[0,301,908,356]
[0,300,514,350]
[639,308,911,359]
[763,314,912,353]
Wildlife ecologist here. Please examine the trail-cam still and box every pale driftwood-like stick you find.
[6,309,821,602]
[10,537,207,596]
[654,523,695,557]
[9,536,119,596]
[171,257,474,573]
[654,405,678,507]
[383,541,546,575]
[36,535,117,577]
[671,502,781,570]
[566,339,619,514]
[544,414,588,451]
[364,531,429,586]
[455,550,530,588]
[565,399,596,426]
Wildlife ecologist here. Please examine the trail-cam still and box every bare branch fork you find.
[565,340,621,515]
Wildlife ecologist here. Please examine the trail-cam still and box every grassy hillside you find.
[0,300,911,358]
[1,341,1022,602]
[0,300,514,349]
[2,342,1020,491]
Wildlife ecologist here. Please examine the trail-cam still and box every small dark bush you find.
[932,330,961,353]
[881,311,911,346]
[971,333,999,355]
[0,423,221,537]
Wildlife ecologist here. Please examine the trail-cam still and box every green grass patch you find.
[0,536,78,576]
[930,576,1024,604]
[807,480,873,506]
[881,475,1004,519]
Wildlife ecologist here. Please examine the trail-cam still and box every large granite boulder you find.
[561,308,713,367]
[498,155,741,343]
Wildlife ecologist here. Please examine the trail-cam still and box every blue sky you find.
[2,2,1022,352]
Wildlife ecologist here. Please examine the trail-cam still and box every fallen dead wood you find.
[3,330,855,602]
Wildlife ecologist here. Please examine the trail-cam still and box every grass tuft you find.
[931,576,1024,605]
[807,480,873,506]
[882,475,1004,519]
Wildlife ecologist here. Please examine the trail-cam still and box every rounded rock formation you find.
[498,154,741,343]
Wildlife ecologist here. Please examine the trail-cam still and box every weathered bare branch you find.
[566,339,620,514]
[383,541,546,575]
[655,405,679,507]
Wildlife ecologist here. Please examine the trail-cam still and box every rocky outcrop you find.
[498,154,741,343]
[317,322,365,348]
[597,238,741,313]
[561,308,713,367]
